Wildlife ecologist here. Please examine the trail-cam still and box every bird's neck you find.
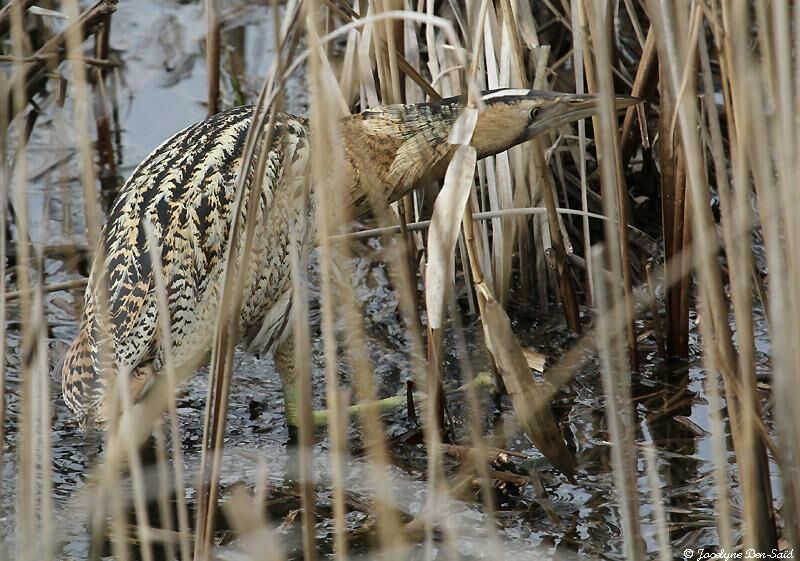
[338,105,460,216]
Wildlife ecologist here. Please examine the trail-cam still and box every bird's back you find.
[62,106,312,424]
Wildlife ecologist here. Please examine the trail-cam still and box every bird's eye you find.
[529,107,541,120]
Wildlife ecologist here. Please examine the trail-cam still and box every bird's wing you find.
[239,115,312,355]
[98,106,255,369]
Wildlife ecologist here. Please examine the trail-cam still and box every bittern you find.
[60,88,637,430]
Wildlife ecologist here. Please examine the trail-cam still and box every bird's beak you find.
[526,92,641,139]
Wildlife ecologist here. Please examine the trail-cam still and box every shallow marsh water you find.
[0,1,777,559]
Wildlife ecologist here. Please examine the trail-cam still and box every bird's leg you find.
[274,332,299,443]
[130,362,157,402]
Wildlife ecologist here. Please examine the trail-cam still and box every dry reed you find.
[1,0,797,559]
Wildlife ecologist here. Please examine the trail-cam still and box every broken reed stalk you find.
[206,0,221,116]
[620,27,658,166]
[0,53,118,67]
[534,143,581,332]
[445,101,576,477]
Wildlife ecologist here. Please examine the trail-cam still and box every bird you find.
[60,88,638,430]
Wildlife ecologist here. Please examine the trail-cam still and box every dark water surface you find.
[1,1,776,559]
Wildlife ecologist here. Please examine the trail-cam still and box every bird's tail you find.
[61,327,156,429]
[60,328,102,428]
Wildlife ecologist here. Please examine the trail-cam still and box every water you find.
[0,1,776,558]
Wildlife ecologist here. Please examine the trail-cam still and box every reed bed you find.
[0,0,796,559]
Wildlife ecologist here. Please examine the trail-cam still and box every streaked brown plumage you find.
[61,89,638,428]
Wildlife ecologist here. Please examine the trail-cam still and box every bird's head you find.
[470,88,640,157]
[330,88,640,210]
